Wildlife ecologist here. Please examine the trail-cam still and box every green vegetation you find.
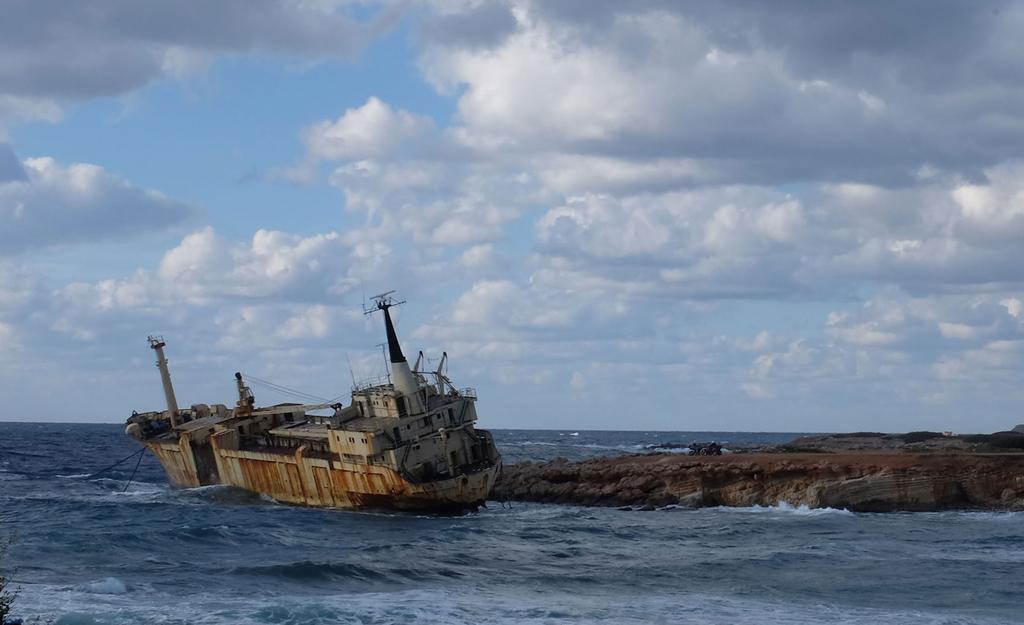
[893,431,946,444]
[0,537,17,624]
[961,432,1024,450]
[830,432,887,439]
[770,445,832,454]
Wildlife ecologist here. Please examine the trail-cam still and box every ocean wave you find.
[233,560,388,583]
[508,440,703,456]
[707,502,855,517]
[77,577,129,595]
[11,584,1016,625]
[644,446,692,454]
[509,440,644,452]
[0,479,171,506]
[175,484,277,506]
[950,510,1024,521]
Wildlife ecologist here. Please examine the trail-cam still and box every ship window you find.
[361,438,366,443]
[342,453,364,464]
[348,437,355,443]
[448,408,453,419]
[406,424,411,430]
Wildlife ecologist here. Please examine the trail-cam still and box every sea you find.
[1,423,1022,625]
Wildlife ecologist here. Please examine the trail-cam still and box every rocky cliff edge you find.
[493,453,1024,512]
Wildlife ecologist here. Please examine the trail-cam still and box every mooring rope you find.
[86,447,145,481]
[121,449,145,493]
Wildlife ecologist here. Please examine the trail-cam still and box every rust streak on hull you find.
[146,438,498,511]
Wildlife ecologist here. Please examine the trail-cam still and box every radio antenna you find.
[375,342,391,383]
[363,290,404,315]
[345,353,357,391]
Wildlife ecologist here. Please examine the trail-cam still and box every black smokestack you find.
[381,304,407,364]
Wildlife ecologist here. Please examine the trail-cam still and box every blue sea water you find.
[1,422,1022,624]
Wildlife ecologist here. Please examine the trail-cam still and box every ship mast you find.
[148,336,179,428]
[365,291,424,414]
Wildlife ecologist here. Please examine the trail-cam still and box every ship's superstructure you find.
[126,293,501,511]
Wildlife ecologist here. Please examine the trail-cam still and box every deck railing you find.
[353,375,392,391]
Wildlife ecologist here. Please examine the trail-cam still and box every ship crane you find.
[234,372,255,417]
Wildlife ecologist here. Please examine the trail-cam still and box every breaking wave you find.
[78,577,129,595]
[708,502,855,517]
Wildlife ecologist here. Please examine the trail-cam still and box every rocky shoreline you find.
[493,452,1024,512]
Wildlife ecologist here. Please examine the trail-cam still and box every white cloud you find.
[418,1,993,187]
[0,96,62,131]
[1002,298,1023,318]
[0,261,40,316]
[951,162,1024,241]
[8,1,1024,430]
[741,382,773,400]
[302,99,544,247]
[0,156,192,255]
[826,291,1023,352]
[0,1,394,102]
[278,304,333,340]
[58,226,363,320]
[304,97,436,161]
[460,243,494,268]
[938,322,982,341]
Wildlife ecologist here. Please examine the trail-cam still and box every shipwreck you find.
[126,292,501,512]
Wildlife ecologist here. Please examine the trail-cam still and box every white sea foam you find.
[950,510,1024,522]
[107,481,169,500]
[13,583,1015,625]
[646,446,692,454]
[710,501,855,517]
[78,577,128,594]
[512,440,639,452]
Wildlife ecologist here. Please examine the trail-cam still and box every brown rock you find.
[492,452,1024,512]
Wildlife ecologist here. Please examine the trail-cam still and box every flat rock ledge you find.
[493,453,1024,512]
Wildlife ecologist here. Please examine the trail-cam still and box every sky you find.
[1,1,1023,432]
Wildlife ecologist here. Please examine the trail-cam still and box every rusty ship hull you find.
[145,432,498,511]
